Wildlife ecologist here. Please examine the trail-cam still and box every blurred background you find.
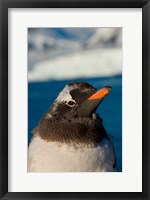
[28,28,122,172]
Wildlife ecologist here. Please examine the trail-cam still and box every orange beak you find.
[77,86,112,117]
[88,86,112,100]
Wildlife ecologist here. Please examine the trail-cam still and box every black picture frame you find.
[0,0,150,199]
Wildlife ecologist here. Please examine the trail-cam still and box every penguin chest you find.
[28,135,115,172]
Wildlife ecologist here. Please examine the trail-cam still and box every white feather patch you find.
[28,135,116,172]
[45,113,52,119]
[56,84,78,102]
[61,93,74,103]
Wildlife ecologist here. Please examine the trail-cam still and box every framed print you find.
[0,0,150,199]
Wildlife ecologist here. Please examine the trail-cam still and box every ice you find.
[28,48,122,82]
[28,28,122,82]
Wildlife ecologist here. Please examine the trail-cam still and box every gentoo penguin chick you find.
[28,82,116,172]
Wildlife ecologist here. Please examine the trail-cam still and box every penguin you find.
[28,82,116,172]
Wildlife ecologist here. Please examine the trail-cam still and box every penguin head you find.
[48,82,111,120]
[38,82,112,145]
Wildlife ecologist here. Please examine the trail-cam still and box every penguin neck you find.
[36,114,108,146]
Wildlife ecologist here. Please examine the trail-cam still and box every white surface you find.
[8,8,142,192]
[28,48,122,81]
[28,27,122,81]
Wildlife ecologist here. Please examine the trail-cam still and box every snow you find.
[87,28,122,48]
[28,48,122,82]
[28,28,122,82]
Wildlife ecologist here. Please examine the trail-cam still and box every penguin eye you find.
[67,100,76,107]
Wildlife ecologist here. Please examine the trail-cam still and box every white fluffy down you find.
[28,135,115,172]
